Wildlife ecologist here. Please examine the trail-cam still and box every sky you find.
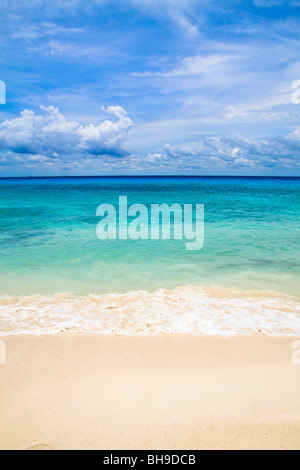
[0,0,300,176]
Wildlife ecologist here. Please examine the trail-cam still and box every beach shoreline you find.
[1,285,300,337]
[0,333,299,450]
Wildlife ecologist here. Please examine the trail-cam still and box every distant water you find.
[0,176,300,336]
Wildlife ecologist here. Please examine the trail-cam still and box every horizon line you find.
[0,175,300,179]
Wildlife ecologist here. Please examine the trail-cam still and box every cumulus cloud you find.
[0,105,133,162]
[162,130,300,170]
[2,105,299,174]
[145,152,165,162]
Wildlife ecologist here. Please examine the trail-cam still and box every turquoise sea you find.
[0,176,300,336]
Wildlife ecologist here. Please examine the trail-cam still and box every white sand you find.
[0,334,299,450]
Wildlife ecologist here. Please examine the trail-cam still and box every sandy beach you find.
[0,334,299,450]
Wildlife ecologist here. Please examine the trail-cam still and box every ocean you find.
[0,176,299,336]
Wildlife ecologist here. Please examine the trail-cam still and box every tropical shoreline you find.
[1,285,300,337]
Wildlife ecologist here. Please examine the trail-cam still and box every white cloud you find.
[166,2,199,37]
[0,105,133,161]
[129,0,199,37]
[232,147,241,156]
[162,130,300,169]
[224,106,251,121]
[12,22,85,41]
[145,152,165,162]
[131,54,236,78]
[163,54,235,77]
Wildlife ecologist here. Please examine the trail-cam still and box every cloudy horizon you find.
[0,0,300,176]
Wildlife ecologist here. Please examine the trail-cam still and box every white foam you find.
[0,286,300,336]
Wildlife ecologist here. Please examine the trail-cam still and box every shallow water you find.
[0,176,299,335]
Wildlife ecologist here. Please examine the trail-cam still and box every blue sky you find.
[0,0,300,176]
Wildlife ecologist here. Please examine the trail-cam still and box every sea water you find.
[0,176,299,335]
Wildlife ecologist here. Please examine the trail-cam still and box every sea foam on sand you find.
[1,285,300,336]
